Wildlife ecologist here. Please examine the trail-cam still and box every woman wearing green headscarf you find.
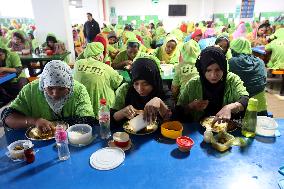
[74,42,123,118]
[153,35,180,64]
[2,60,95,131]
[112,38,141,70]
[265,28,284,69]
[229,38,267,115]
[172,39,200,100]
[0,43,28,105]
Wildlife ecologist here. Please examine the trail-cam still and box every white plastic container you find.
[256,116,278,137]
[67,124,92,145]
[7,140,31,159]
[160,64,174,77]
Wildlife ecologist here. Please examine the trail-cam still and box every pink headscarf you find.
[232,22,247,39]
[203,28,216,38]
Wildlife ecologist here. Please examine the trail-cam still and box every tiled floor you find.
[266,92,284,118]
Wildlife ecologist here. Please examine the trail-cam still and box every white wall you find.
[31,0,75,60]
[108,0,214,32]
[254,0,284,13]
[213,0,284,13]
[0,0,34,18]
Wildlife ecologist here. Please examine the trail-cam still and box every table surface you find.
[20,52,70,62]
[252,46,266,55]
[0,73,17,85]
[0,119,283,189]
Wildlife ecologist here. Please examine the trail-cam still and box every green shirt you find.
[265,39,284,69]
[112,83,129,111]
[172,63,199,91]
[177,72,249,121]
[74,58,123,118]
[3,51,26,81]
[9,80,94,120]
[113,50,130,65]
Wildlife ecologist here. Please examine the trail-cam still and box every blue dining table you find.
[0,73,17,85]
[0,119,283,189]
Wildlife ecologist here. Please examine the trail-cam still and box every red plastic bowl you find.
[176,136,194,152]
[113,132,129,148]
[46,50,53,56]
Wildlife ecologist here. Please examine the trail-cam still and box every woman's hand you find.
[35,118,54,133]
[144,97,161,123]
[120,105,137,119]
[212,105,232,125]
[188,99,209,111]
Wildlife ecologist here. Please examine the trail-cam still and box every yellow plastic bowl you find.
[161,121,183,139]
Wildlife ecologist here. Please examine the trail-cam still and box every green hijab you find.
[180,39,201,64]
[230,37,252,55]
[270,28,284,40]
[83,42,104,58]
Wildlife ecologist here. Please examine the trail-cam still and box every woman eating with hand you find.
[1,60,95,133]
[176,46,249,124]
[111,55,172,126]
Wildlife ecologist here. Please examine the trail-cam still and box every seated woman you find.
[229,38,267,116]
[74,42,123,118]
[172,39,200,100]
[111,55,172,126]
[107,31,120,60]
[247,23,268,47]
[0,43,28,105]
[1,60,95,132]
[44,33,66,55]
[112,38,140,70]
[8,31,31,55]
[153,35,179,64]
[265,28,284,69]
[73,29,84,57]
[177,46,249,123]
[215,35,232,60]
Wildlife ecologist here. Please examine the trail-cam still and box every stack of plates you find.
[90,147,125,170]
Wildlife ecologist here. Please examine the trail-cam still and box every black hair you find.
[13,32,25,43]
[0,48,7,55]
[87,13,92,17]
[28,33,34,40]
[215,36,230,47]
[46,35,57,43]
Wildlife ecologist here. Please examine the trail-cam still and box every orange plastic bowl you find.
[161,121,183,139]
[176,136,194,152]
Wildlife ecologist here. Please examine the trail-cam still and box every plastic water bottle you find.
[242,98,258,138]
[99,99,111,139]
[203,127,213,143]
[55,125,70,160]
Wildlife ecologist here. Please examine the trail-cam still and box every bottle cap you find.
[23,140,34,149]
[100,99,107,105]
[247,98,258,111]
[56,130,67,141]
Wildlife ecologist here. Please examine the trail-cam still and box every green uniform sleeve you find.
[177,79,196,106]
[113,50,126,65]
[73,82,95,117]
[9,83,32,116]
[109,69,123,90]
[172,65,180,87]
[265,42,272,51]
[9,52,22,68]
[111,83,129,110]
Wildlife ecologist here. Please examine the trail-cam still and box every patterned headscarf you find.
[39,60,74,115]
